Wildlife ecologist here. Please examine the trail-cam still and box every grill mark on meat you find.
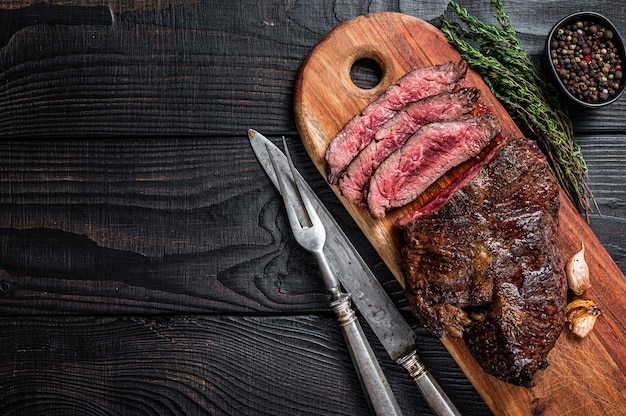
[339,88,481,204]
[367,114,501,219]
[325,60,468,184]
[401,137,566,387]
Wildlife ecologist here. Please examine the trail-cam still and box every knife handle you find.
[330,294,404,416]
[397,350,462,416]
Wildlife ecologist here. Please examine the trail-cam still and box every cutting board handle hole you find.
[350,58,383,90]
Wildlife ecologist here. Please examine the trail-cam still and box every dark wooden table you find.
[1,1,624,415]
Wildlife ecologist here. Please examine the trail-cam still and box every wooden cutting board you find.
[293,12,626,416]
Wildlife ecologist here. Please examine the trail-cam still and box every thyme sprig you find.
[440,0,594,215]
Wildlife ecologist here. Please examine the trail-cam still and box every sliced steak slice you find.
[367,114,501,219]
[339,88,481,204]
[325,60,468,184]
[396,135,506,227]
[401,137,566,387]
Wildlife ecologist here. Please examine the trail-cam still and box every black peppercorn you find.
[550,18,624,103]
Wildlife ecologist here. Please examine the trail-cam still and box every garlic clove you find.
[565,298,601,338]
[565,242,590,295]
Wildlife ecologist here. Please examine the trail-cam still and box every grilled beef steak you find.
[367,114,501,219]
[401,137,567,386]
[339,88,481,204]
[325,60,468,184]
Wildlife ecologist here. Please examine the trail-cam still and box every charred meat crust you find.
[401,137,567,387]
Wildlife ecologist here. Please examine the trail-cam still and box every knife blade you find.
[267,136,403,416]
[248,129,461,416]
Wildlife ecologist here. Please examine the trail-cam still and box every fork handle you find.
[397,350,461,416]
[331,294,404,416]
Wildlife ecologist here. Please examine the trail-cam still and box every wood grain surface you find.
[1,1,625,415]
[294,12,626,416]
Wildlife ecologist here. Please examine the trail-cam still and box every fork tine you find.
[265,136,327,256]
[282,137,324,237]
[265,142,305,236]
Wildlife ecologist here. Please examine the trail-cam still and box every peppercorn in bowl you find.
[546,12,625,107]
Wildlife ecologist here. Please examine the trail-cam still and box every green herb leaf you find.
[440,0,594,215]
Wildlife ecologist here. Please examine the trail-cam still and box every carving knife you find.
[248,129,461,416]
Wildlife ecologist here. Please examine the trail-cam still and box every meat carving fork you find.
[264,135,403,416]
[250,129,462,416]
